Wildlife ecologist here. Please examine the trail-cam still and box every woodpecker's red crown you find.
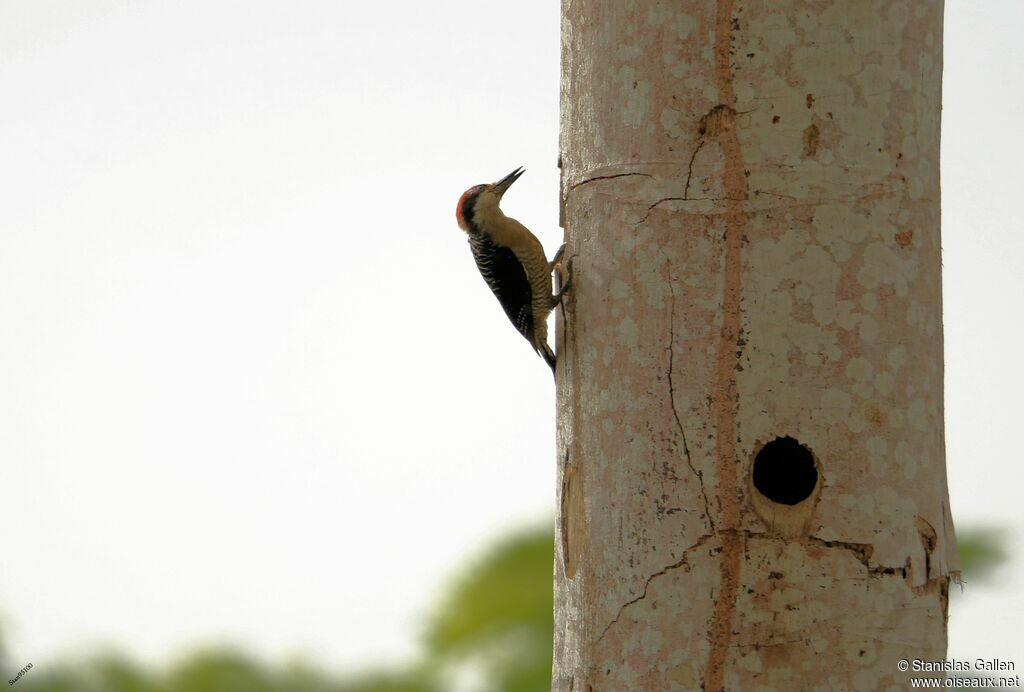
[456,167,524,232]
[456,184,486,230]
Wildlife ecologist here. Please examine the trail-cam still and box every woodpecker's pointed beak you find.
[493,166,525,197]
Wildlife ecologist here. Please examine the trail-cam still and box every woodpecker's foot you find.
[548,243,567,274]
[551,254,575,306]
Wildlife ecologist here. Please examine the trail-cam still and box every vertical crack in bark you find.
[705,0,748,690]
[915,516,938,583]
[684,138,706,200]
[667,271,715,533]
[559,447,573,579]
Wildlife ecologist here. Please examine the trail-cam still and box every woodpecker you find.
[456,167,570,375]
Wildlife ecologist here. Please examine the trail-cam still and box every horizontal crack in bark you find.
[634,196,748,226]
[805,535,949,594]
[597,531,953,647]
[568,172,652,191]
[806,536,875,565]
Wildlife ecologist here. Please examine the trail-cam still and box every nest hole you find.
[752,436,818,505]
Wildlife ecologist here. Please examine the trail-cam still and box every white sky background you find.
[0,0,1020,675]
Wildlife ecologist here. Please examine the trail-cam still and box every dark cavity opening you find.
[752,436,818,505]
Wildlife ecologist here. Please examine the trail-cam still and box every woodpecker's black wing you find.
[467,233,536,346]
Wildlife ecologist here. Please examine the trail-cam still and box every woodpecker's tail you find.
[539,342,556,377]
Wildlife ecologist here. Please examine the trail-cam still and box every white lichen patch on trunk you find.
[555,1,955,689]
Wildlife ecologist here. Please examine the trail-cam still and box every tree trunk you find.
[554,1,958,689]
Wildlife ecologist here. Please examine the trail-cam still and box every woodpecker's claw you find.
[552,253,576,306]
[549,243,567,272]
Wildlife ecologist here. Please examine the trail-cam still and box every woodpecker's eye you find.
[456,185,486,225]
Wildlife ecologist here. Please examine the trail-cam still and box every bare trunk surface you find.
[554,1,958,689]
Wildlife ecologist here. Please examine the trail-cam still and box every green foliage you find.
[334,667,437,692]
[16,655,162,692]
[2,522,1006,692]
[4,526,554,692]
[426,527,553,652]
[167,651,284,692]
[956,527,1006,581]
[15,653,438,692]
[424,525,554,691]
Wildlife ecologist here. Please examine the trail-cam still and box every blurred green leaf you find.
[335,667,437,692]
[424,525,554,653]
[167,650,276,692]
[6,521,1005,692]
[956,527,1006,580]
[424,524,553,691]
[92,656,161,692]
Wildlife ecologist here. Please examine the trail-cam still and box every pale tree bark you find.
[554,1,958,690]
